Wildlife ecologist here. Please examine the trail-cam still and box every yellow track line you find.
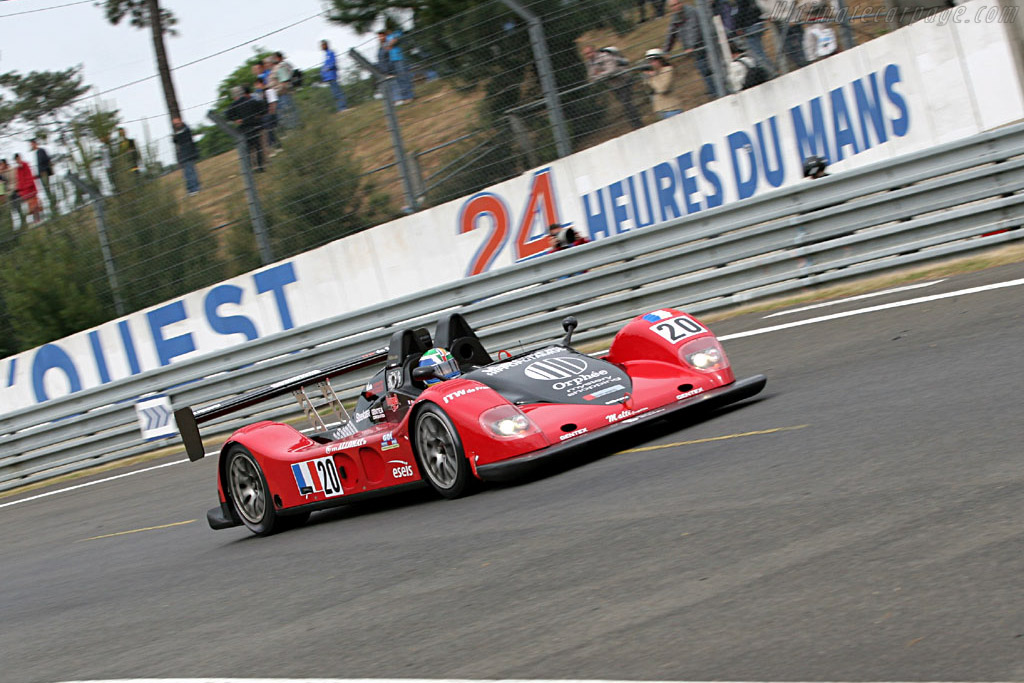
[619,424,809,454]
[80,519,196,542]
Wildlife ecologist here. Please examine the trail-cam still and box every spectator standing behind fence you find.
[320,40,349,112]
[385,24,415,105]
[802,2,838,62]
[30,139,55,217]
[733,0,777,78]
[727,43,772,92]
[641,49,684,119]
[376,30,393,100]
[226,85,266,173]
[254,79,281,155]
[172,117,201,196]
[664,0,718,100]
[637,0,666,23]
[0,158,23,228]
[271,52,300,129]
[117,127,141,176]
[762,0,807,70]
[582,45,643,130]
[14,153,41,223]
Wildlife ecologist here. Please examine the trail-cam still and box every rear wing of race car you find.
[173,347,388,462]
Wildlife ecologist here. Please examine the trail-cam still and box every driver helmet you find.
[418,347,460,385]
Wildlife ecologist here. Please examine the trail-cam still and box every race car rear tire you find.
[413,404,474,499]
[225,445,285,536]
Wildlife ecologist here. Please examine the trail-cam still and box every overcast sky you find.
[0,0,375,159]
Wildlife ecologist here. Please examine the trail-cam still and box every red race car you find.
[175,311,766,535]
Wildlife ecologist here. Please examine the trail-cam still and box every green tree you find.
[0,216,112,350]
[105,179,226,312]
[0,67,90,136]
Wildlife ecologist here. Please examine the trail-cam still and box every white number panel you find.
[291,456,345,497]
[649,316,706,344]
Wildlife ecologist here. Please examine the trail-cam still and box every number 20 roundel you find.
[458,169,565,276]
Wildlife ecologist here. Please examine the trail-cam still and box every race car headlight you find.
[679,338,729,372]
[480,405,540,438]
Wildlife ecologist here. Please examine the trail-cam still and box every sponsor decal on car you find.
[330,422,358,439]
[370,405,386,422]
[676,387,705,400]
[442,385,488,404]
[292,456,344,497]
[605,406,649,423]
[649,316,706,344]
[642,310,675,322]
[381,432,400,450]
[525,357,588,381]
[385,394,400,411]
[479,346,563,376]
[325,438,366,454]
[582,384,625,401]
[558,427,589,441]
[388,459,414,478]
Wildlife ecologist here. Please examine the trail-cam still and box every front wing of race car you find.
[473,374,767,480]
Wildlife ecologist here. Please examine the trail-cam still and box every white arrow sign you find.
[135,395,177,441]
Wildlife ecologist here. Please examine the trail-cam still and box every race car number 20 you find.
[650,316,706,343]
[292,456,345,498]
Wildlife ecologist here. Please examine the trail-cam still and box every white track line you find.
[761,280,945,318]
[720,277,1024,341]
[0,459,187,510]
[9,276,1024,512]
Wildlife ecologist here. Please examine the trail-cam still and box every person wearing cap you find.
[641,49,684,119]
[582,45,643,130]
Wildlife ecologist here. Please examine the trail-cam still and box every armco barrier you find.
[2,122,1023,492]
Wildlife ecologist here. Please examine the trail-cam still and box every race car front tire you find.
[413,404,474,499]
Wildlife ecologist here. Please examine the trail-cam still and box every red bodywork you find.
[207,309,762,523]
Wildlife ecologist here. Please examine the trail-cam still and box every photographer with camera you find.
[548,223,589,252]
[640,49,684,120]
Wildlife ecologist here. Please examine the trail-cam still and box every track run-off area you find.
[2,264,1022,683]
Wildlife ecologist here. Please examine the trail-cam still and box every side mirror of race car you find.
[561,316,578,347]
[412,365,439,382]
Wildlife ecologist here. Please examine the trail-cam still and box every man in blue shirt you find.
[386,27,414,104]
[320,40,348,112]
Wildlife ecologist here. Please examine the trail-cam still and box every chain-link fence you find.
[0,0,906,360]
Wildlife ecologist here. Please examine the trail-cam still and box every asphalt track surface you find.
[2,264,1023,683]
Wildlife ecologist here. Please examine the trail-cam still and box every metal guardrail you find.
[2,122,1023,492]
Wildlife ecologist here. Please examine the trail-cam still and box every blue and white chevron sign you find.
[135,395,176,441]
